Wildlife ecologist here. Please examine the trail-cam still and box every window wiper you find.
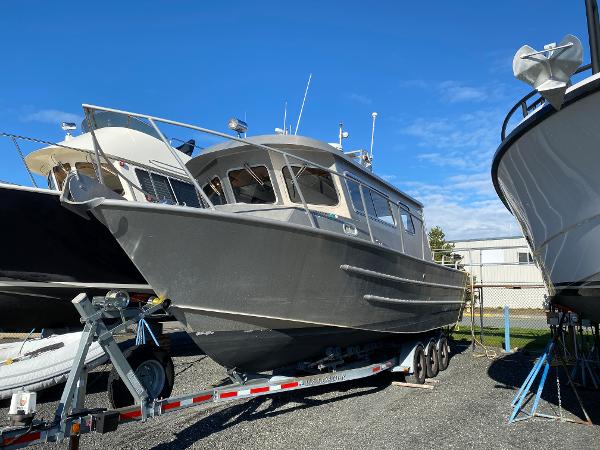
[243,163,264,186]
[295,164,308,178]
[207,179,222,197]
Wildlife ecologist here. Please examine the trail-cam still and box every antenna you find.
[283,101,287,134]
[369,112,378,163]
[295,73,312,135]
[338,122,349,149]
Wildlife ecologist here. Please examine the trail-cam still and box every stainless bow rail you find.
[500,63,592,141]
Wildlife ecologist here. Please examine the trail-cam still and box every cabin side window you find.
[282,166,338,206]
[135,168,200,207]
[52,163,71,190]
[228,165,276,204]
[370,190,395,225]
[345,176,395,226]
[399,203,416,234]
[346,179,376,216]
[201,177,227,206]
[170,178,201,207]
[75,162,125,196]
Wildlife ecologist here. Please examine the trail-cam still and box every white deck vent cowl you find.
[513,34,583,110]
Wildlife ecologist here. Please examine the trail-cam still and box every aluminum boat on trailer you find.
[493,2,600,324]
[0,111,202,330]
[68,104,468,373]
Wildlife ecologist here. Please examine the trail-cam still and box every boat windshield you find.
[282,166,338,206]
[228,165,276,204]
[202,177,227,206]
[81,111,162,141]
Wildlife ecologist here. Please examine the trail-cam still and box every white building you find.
[447,236,548,309]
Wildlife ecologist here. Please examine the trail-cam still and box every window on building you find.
[282,166,338,206]
[481,249,504,264]
[518,252,534,264]
[399,203,415,234]
[202,177,227,206]
[228,165,276,204]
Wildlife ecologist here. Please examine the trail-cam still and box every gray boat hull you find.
[91,200,466,371]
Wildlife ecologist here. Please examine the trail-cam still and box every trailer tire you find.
[437,336,450,371]
[425,339,439,378]
[108,345,175,409]
[405,344,426,384]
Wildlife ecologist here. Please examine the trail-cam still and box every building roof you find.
[448,235,524,243]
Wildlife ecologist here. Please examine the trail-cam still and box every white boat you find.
[1,110,201,330]
[492,3,600,323]
[0,332,106,400]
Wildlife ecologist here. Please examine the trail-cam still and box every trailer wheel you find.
[437,335,450,371]
[425,339,439,378]
[107,346,175,409]
[405,344,426,384]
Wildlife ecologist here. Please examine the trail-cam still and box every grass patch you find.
[450,326,551,352]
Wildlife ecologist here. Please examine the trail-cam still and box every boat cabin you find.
[23,113,431,261]
[24,112,199,206]
[187,134,430,260]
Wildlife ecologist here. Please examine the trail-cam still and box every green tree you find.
[428,226,455,264]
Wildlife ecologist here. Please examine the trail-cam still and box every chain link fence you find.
[434,240,551,352]
[457,284,550,352]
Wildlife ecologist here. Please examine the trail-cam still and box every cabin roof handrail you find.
[81,104,422,215]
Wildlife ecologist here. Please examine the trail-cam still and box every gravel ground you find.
[2,334,600,450]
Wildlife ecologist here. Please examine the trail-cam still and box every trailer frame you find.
[1,293,439,449]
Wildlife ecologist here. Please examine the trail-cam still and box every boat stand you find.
[1,293,436,450]
[509,318,593,425]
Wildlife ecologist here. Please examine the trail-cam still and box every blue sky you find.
[0,1,592,239]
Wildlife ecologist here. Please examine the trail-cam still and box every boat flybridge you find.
[0,110,203,330]
[65,104,468,373]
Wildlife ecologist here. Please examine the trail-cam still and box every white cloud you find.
[399,79,505,104]
[400,176,518,240]
[424,197,518,240]
[438,81,488,103]
[347,93,373,105]
[22,109,81,125]
[400,109,502,171]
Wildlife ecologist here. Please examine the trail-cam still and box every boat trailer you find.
[0,292,449,449]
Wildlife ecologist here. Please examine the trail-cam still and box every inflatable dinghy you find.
[0,332,107,400]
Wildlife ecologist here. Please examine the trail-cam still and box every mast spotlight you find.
[61,122,77,140]
[228,118,248,138]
